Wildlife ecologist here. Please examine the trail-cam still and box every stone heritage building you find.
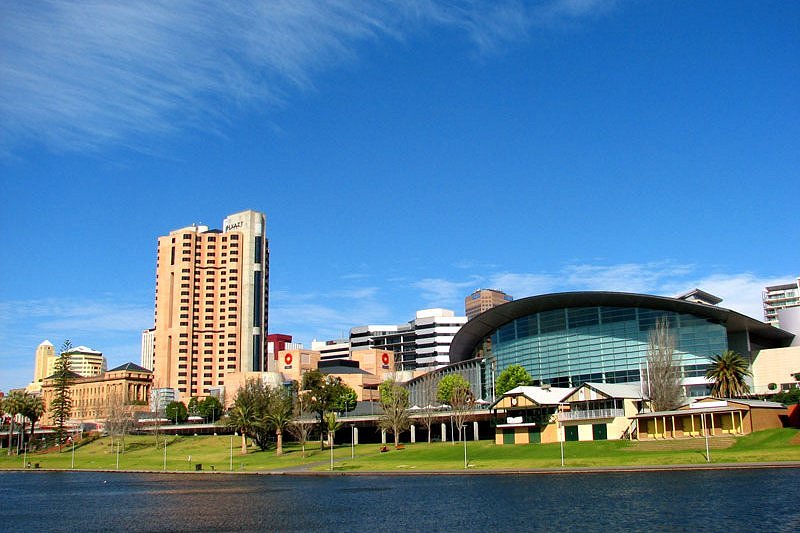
[40,363,153,424]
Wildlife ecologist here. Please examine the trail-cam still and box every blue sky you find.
[1,1,798,392]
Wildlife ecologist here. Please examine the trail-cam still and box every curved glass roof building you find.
[448,292,794,396]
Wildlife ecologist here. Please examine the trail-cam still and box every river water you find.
[2,469,799,532]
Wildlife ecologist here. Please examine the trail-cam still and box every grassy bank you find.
[0,428,798,473]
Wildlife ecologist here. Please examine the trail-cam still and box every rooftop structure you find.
[763,278,800,327]
[465,289,513,321]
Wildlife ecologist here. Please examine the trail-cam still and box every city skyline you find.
[1,1,798,391]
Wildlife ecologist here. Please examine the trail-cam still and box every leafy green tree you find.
[705,350,751,398]
[199,396,223,423]
[187,397,201,417]
[379,379,410,447]
[50,340,74,450]
[495,364,532,396]
[332,385,357,414]
[226,379,295,452]
[437,374,471,405]
[301,370,352,449]
[770,387,800,406]
[165,401,188,424]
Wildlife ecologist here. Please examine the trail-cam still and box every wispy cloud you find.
[1,0,616,154]
[411,263,792,321]
[0,296,153,390]
[269,285,393,344]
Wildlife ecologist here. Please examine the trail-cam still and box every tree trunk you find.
[6,418,13,455]
[18,420,26,454]
[276,430,283,456]
[394,428,400,448]
[240,433,247,455]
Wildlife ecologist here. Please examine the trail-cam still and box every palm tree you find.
[266,409,293,457]
[265,389,294,457]
[226,402,257,455]
[20,394,45,448]
[706,350,751,398]
[4,392,24,455]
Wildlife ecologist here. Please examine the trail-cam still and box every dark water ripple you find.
[1,469,799,532]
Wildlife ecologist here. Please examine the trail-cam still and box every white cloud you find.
[413,276,482,308]
[562,261,695,293]
[0,0,616,154]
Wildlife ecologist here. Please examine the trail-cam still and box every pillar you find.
[441,423,447,443]
[353,427,359,445]
[473,421,479,441]
[410,425,416,443]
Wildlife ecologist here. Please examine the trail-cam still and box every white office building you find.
[350,308,467,372]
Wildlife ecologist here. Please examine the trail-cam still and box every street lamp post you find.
[702,414,710,462]
[351,425,355,460]
[163,438,167,472]
[230,433,234,471]
[116,441,120,471]
[70,437,75,469]
[558,404,565,467]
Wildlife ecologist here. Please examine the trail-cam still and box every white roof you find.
[65,345,102,355]
[39,340,54,347]
[505,385,574,405]
[575,382,646,400]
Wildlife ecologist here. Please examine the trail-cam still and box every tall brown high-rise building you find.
[465,288,513,321]
[152,210,268,401]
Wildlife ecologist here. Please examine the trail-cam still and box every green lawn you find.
[0,428,798,473]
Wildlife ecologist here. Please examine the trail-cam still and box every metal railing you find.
[558,408,624,421]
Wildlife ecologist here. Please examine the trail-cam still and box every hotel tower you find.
[152,210,269,401]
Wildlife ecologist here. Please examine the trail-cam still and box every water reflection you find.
[2,469,799,532]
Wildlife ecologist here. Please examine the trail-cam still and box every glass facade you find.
[489,306,727,388]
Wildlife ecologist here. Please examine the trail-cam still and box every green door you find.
[564,425,578,442]
[503,429,515,445]
[528,428,541,444]
[592,423,608,441]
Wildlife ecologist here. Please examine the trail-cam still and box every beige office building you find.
[152,209,269,403]
[26,339,56,393]
[465,289,513,321]
[62,345,107,377]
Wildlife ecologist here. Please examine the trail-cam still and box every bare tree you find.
[450,385,475,469]
[450,385,475,443]
[105,391,134,453]
[646,316,683,411]
[418,376,439,443]
[287,395,314,457]
[379,379,411,448]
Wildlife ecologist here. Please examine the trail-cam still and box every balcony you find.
[558,408,625,421]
